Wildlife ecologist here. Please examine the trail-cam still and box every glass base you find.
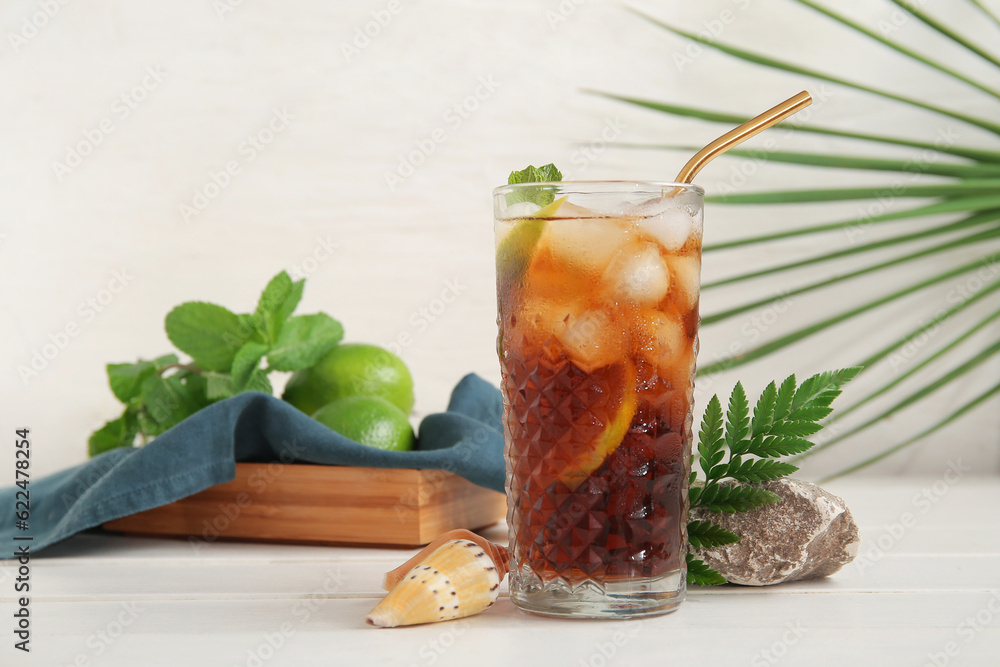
[509,566,685,619]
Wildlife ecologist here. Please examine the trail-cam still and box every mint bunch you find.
[686,367,861,586]
[506,163,562,207]
[88,271,343,457]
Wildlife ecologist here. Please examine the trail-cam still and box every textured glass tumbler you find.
[494,181,703,618]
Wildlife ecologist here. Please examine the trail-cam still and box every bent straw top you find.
[675,90,813,184]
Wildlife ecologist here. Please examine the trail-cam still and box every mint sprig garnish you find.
[506,163,562,207]
[686,367,861,586]
[88,271,344,457]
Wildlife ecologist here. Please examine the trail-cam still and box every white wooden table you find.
[3,477,999,666]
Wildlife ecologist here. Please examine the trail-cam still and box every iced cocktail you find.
[494,181,703,618]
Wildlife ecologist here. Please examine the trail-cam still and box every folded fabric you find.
[0,373,505,555]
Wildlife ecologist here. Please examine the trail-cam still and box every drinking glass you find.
[494,181,703,618]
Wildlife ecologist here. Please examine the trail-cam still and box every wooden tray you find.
[102,463,506,547]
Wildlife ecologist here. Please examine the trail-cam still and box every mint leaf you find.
[686,554,727,586]
[509,163,561,184]
[140,373,207,434]
[266,313,343,371]
[165,302,243,372]
[232,342,269,391]
[507,163,562,207]
[276,280,304,328]
[687,520,740,550]
[244,369,273,394]
[205,372,235,400]
[255,271,298,343]
[153,354,179,369]
[107,361,156,404]
[88,410,138,457]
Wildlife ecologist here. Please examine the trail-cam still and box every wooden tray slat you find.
[103,463,506,547]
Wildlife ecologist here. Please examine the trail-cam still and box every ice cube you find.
[544,217,629,274]
[668,254,701,312]
[639,312,689,380]
[603,243,670,306]
[556,309,624,372]
[504,201,542,219]
[629,199,695,252]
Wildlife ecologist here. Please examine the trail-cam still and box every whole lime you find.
[282,343,415,417]
[313,396,415,452]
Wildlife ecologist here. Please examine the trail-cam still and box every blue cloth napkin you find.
[1,373,505,555]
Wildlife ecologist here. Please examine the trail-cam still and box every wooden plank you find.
[101,463,505,547]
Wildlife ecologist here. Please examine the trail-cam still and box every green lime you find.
[283,343,414,416]
[313,396,415,452]
[496,196,567,286]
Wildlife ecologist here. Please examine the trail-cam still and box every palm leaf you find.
[706,199,1000,251]
[645,147,1000,179]
[889,0,1000,69]
[969,0,1000,30]
[707,180,1000,204]
[702,226,1000,325]
[599,3,1000,476]
[792,0,1000,99]
[628,8,1000,135]
[704,212,1000,288]
[699,252,1000,376]
[831,306,1000,422]
[591,93,1000,163]
[819,379,1000,481]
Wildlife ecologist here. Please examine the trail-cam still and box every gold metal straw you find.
[674,90,813,184]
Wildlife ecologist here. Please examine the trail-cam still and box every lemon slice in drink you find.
[557,362,638,490]
[495,196,567,284]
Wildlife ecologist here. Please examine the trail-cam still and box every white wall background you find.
[2,0,998,480]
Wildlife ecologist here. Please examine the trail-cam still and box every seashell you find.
[381,529,509,591]
[366,535,508,628]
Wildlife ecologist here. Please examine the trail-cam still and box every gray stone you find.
[690,478,860,586]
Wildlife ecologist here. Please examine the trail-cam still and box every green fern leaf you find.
[688,520,741,549]
[686,554,727,586]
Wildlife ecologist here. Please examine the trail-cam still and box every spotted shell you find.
[366,538,503,628]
